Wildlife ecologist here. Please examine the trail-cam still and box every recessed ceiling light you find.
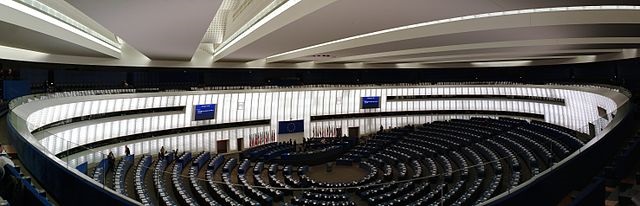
[471,60,532,67]
[0,0,121,53]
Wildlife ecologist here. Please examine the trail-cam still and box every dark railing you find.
[32,106,185,133]
[386,94,565,105]
[311,110,545,121]
[56,119,270,158]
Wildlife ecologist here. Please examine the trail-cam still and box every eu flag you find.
[278,120,304,134]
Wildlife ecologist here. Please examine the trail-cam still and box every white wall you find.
[14,85,622,167]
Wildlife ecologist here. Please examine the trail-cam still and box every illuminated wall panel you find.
[17,85,624,166]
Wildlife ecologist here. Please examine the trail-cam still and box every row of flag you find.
[249,130,276,147]
[311,126,340,138]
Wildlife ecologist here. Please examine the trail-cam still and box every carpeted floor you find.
[306,164,368,183]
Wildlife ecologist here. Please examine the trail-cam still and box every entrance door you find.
[335,127,342,138]
[217,140,228,154]
[237,138,243,151]
[348,127,360,138]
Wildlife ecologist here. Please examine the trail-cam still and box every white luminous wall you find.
[12,84,623,167]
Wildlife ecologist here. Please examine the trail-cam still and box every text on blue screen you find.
[194,104,216,120]
[361,96,381,109]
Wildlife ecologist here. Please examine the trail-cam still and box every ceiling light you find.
[0,0,121,53]
[471,60,532,67]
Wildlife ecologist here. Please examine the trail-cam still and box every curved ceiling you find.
[0,0,639,68]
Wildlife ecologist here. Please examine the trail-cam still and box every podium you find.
[326,162,334,173]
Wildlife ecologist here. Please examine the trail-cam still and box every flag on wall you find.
[259,132,263,145]
[271,130,276,142]
[312,127,317,137]
[331,126,336,137]
[278,120,304,134]
[313,127,317,137]
[248,129,277,147]
[253,133,257,147]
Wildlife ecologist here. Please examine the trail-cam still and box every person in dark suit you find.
[107,151,115,172]
[159,146,166,160]
[125,146,131,156]
[174,149,178,160]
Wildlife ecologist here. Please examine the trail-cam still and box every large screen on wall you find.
[361,96,381,109]
[3,80,30,100]
[194,104,216,120]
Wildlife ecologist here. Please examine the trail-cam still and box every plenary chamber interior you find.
[6,83,632,206]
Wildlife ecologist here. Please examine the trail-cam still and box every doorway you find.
[335,127,342,137]
[217,140,228,154]
[236,138,243,151]
[348,127,360,138]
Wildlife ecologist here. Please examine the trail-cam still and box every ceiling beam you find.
[266,9,640,63]
[315,37,640,64]
[367,49,622,64]
[211,0,337,62]
[0,1,120,58]
[66,0,222,60]
[412,49,638,68]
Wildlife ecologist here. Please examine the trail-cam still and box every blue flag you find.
[278,120,304,134]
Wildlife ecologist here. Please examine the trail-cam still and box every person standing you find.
[159,146,166,160]
[125,145,131,156]
[107,151,115,172]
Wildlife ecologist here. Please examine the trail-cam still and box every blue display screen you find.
[3,80,30,100]
[361,96,381,109]
[194,104,216,120]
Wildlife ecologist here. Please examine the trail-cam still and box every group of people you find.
[105,145,182,171]
[106,145,131,172]
[159,146,180,160]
